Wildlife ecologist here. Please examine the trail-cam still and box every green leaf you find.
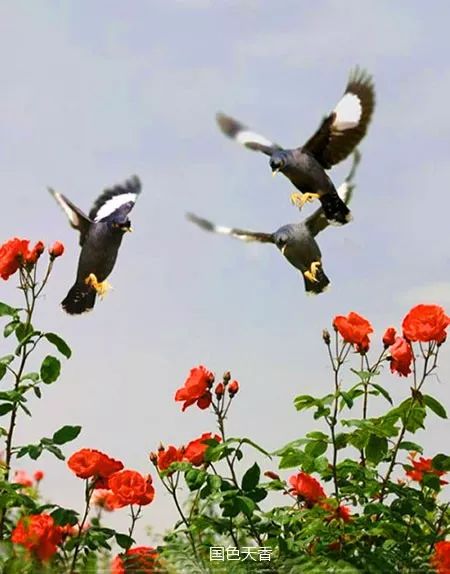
[0,403,14,416]
[28,445,43,460]
[236,495,256,515]
[339,391,354,410]
[115,533,134,550]
[207,474,222,491]
[51,507,79,526]
[365,434,388,464]
[405,405,426,433]
[370,383,393,405]
[0,364,6,381]
[185,469,207,491]
[52,425,81,445]
[40,356,61,384]
[15,323,36,345]
[44,333,72,359]
[4,319,20,338]
[0,302,18,317]
[423,395,447,419]
[241,463,260,491]
[398,441,423,454]
[422,473,442,491]
[278,450,305,469]
[44,444,65,460]
[305,440,328,458]
[432,454,450,471]
[21,372,40,383]
[0,355,14,365]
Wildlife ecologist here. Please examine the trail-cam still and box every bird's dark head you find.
[270,151,287,175]
[108,216,133,234]
[273,227,291,254]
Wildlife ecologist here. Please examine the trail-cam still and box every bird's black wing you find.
[89,175,142,222]
[216,112,282,156]
[305,150,360,237]
[48,188,92,246]
[301,69,375,169]
[187,213,274,243]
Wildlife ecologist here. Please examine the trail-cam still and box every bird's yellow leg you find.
[290,192,321,208]
[304,261,321,283]
[85,273,112,298]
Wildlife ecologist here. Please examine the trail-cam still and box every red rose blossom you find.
[431,540,450,574]
[157,445,183,472]
[389,337,413,377]
[288,472,326,504]
[228,380,240,396]
[183,433,221,466]
[92,489,122,511]
[405,453,447,485]
[108,470,155,507]
[11,513,62,561]
[0,238,32,280]
[402,304,450,344]
[26,241,45,264]
[333,312,373,348]
[214,382,225,397]
[67,448,123,481]
[174,365,214,411]
[111,546,159,574]
[49,241,64,258]
[383,327,397,347]
[14,470,33,487]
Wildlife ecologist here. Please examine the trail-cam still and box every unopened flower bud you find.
[33,470,44,482]
[322,329,331,345]
[382,327,396,348]
[49,241,64,259]
[223,371,231,384]
[228,380,239,397]
[215,382,225,398]
[149,451,158,466]
[264,470,280,481]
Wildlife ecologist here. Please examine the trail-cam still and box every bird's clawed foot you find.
[85,274,112,298]
[290,192,321,209]
[304,261,321,283]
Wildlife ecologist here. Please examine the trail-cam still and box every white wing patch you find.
[51,191,81,228]
[337,182,350,202]
[333,93,362,131]
[214,225,256,242]
[236,130,274,148]
[94,193,138,222]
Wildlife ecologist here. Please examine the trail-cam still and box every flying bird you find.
[187,152,360,294]
[49,176,141,314]
[216,68,374,226]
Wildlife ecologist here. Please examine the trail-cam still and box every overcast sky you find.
[1,0,450,546]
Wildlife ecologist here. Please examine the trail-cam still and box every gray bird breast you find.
[282,225,322,273]
[284,150,334,194]
[76,223,124,283]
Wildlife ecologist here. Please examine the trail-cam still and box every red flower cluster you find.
[13,469,45,487]
[389,337,413,377]
[431,540,450,574]
[402,304,449,344]
[156,445,184,471]
[11,513,63,561]
[153,433,221,472]
[0,238,40,280]
[333,312,373,352]
[289,472,326,504]
[67,448,123,485]
[111,546,159,574]
[405,453,448,485]
[108,470,155,507]
[174,365,214,411]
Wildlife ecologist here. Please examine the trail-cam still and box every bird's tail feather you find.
[62,282,97,315]
[303,267,330,295]
[320,192,352,226]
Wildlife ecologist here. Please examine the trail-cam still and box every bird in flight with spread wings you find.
[49,176,141,314]
[216,68,374,226]
[187,151,360,294]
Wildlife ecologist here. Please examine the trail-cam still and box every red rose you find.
[26,241,45,264]
[389,337,413,377]
[214,382,225,398]
[402,304,450,344]
[184,433,221,466]
[431,540,450,574]
[228,380,240,396]
[174,365,214,411]
[14,470,33,487]
[288,472,326,504]
[0,238,31,280]
[382,327,396,347]
[333,312,373,348]
[320,500,352,522]
[67,449,123,480]
[49,241,64,259]
[405,453,447,485]
[11,514,62,561]
[34,470,44,482]
[92,489,122,511]
[108,470,155,507]
[111,546,159,574]
[157,445,183,472]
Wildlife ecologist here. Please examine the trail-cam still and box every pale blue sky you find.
[1,0,449,544]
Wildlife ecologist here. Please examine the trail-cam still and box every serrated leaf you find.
[0,403,14,416]
[370,383,393,405]
[236,495,256,515]
[278,450,305,469]
[51,507,79,526]
[44,444,65,460]
[40,356,61,384]
[398,441,423,453]
[432,454,450,471]
[0,302,18,317]
[241,463,260,491]
[4,319,20,338]
[423,395,447,419]
[185,468,207,491]
[52,425,81,445]
[115,533,134,550]
[405,405,426,433]
[21,372,40,383]
[305,440,328,458]
[44,333,72,359]
[365,434,388,464]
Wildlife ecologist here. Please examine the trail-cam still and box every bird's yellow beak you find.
[121,226,133,232]
[281,245,287,255]
[127,226,133,233]
[272,168,280,177]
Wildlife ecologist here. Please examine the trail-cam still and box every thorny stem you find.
[128,505,142,539]
[379,343,439,503]
[70,479,95,574]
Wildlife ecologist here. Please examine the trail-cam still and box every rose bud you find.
[34,470,44,482]
[149,451,158,466]
[223,371,231,384]
[228,380,239,397]
[215,382,225,398]
[264,471,281,481]
[382,327,396,348]
[322,329,331,345]
[49,241,64,259]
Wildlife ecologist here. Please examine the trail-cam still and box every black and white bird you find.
[216,68,374,226]
[187,152,360,294]
[49,176,141,314]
